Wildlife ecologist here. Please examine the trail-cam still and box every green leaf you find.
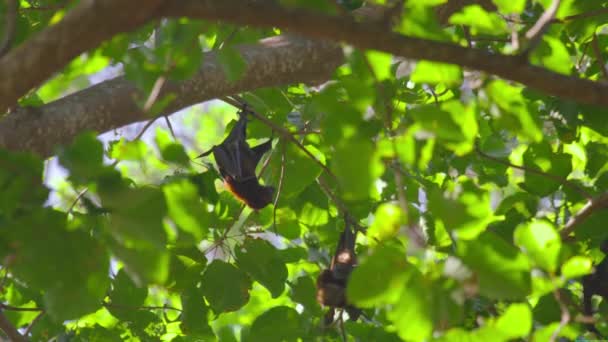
[331,139,384,201]
[217,46,247,82]
[486,80,543,142]
[271,143,324,199]
[200,260,252,313]
[561,256,593,279]
[449,5,508,35]
[367,203,407,243]
[520,142,572,196]
[107,269,148,321]
[457,232,531,300]
[110,242,170,285]
[514,220,561,273]
[409,100,478,155]
[180,286,214,338]
[248,306,303,342]
[494,303,532,339]
[289,275,322,314]
[100,186,167,248]
[530,36,572,75]
[388,268,433,341]
[365,50,392,80]
[348,243,410,307]
[163,178,210,242]
[428,179,494,239]
[58,132,104,184]
[411,61,463,86]
[491,0,526,13]
[235,238,288,298]
[7,210,110,321]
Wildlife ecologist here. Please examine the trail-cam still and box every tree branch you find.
[0,0,165,111]
[522,0,561,55]
[160,0,608,108]
[560,191,608,239]
[0,310,26,342]
[0,35,343,157]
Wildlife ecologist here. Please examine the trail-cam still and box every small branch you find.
[0,0,19,57]
[560,192,608,238]
[591,33,608,80]
[272,141,286,231]
[0,304,43,312]
[550,289,570,342]
[476,146,592,200]
[103,301,182,312]
[522,0,561,56]
[220,96,337,181]
[23,310,45,338]
[0,310,26,342]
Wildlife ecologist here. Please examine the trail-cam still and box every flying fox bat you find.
[316,221,361,324]
[198,108,274,210]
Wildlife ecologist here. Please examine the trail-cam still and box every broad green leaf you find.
[486,80,543,142]
[331,139,384,201]
[155,128,190,166]
[457,232,531,300]
[409,100,478,155]
[494,303,532,339]
[449,5,508,35]
[365,50,392,80]
[289,275,322,315]
[411,61,463,86]
[180,286,214,338]
[217,46,247,82]
[388,269,433,341]
[491,0,526,13]
[248,306,303,342]
[530,36,572,75]
[428,179,494,239]
[109,242,170,285]
[163,178,209,242]
[107,269,148,321]
[520,142,572,196]
[200,260,252,313]
[347,243,410,307]
[514,220,561,273]
[235,238,288,298]
[58,132,104,184]
[270,143,324,199]
[367,203,407,243]
[561,256,593,279]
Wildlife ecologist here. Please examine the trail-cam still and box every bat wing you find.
[331,223,357,281]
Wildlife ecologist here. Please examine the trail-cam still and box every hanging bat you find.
[316,220,361,324]
[582,240,608,337]
[198,108,274,210]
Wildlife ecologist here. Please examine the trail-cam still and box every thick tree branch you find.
[0,310,26,342]
[0,35,343,157]
[0,0,165,111]
[161,0,608,108]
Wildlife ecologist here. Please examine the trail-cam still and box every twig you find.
[522,0,561,56]
[475,146,592,200]
[67,188,89,214]
[555,7,608,23]
[272,141,286,232]
[23,310,45,337]
[560,192,608,238]
[550,289,570,342]
[0,0,19,57]
[317,176,365,233]
[103,302,182,312]
[164,115,176,140]
[220,96,337,181]
[591,33,608,80]
[0,310,26,342]
[0,304,43,312]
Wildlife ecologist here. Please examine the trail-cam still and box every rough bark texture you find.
[0,0,164,111]
[160,0,608,108]
[0,35,343,157]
